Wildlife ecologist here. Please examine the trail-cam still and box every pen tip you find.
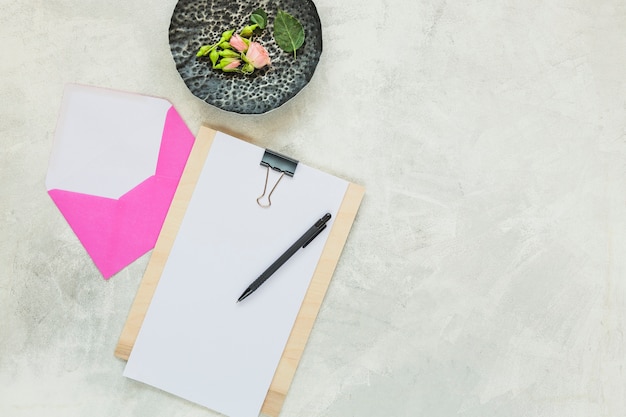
[237,288,252,303]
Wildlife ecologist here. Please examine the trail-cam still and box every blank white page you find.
[46,84,170,199]
[124,132,349,417]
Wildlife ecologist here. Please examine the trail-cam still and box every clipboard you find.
[115,126,364,417]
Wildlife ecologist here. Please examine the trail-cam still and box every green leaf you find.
[250,8,267,29]
[273,10,305,59]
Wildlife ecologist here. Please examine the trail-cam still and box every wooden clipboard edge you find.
[114,126,218,360]
[261,182,365,417]
[114,125,365,417]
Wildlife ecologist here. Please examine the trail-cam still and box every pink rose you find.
[229,34,248,52]
[223,59,241,70]
[245,42,271,69]
[217,57,241,72]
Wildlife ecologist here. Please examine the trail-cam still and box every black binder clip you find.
[256,149,298,208]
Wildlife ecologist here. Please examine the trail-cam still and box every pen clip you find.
[302,224,327,248]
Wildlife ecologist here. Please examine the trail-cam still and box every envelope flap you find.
[46,84,172,199]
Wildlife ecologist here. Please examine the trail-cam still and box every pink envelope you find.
[46,84,195,279]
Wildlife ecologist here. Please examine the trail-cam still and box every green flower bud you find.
[240,24,258,38]
[219,41,232,49]
[196,44,212,57]
[218,49,240,58]
[209,49,220,67]
[241,62,255,74]
[220,29,235,42]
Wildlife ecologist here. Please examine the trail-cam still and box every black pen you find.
[237,213,332,303]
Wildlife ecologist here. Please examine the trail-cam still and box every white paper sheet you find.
[123,132,349,417]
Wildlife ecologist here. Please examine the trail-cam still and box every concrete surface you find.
[1,0,625,416]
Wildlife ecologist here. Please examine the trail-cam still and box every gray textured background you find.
[2,1,625,416]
